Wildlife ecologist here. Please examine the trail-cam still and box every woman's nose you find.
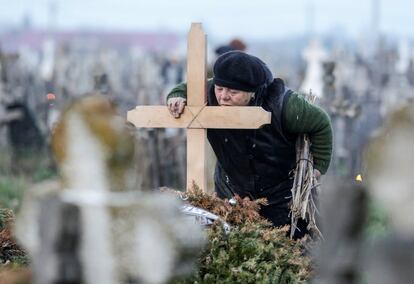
[221,90,230,100]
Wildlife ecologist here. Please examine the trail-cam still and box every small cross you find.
[127,23,271,191]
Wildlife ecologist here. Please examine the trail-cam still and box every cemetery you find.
[1,3,414,283]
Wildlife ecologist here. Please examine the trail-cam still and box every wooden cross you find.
[127,23,271,191]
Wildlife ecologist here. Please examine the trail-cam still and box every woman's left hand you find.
[314,169,321,180]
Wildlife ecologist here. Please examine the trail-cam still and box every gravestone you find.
[315,102,414,283]
[313,179,368,284]
[16,95,206,284]
[364,102,414,283]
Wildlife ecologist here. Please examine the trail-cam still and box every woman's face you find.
[214,85,254,106]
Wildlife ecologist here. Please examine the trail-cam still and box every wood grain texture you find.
[126,23,272,192]
[187,129,207,191]
[187,23,207,106]
[127,106,270,129]
[196,107,271,129]
[186,23,207,191]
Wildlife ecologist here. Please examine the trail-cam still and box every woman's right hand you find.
[167,97,187,118]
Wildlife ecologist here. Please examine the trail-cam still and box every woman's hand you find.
[167,97,186,118]
[314,169,321,180]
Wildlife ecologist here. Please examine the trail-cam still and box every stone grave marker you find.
[16,95,206,284]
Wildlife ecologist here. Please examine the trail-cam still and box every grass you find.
[0,146,57,211]
[0,176,27,212]
[0,147,56,271]
[364,198,390,240]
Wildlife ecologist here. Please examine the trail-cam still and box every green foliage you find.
[0,177,27,212]
[31,166,57,183]
[1,249,29,267]
[364,198,390,240]
[0,149,12,174]
[0,209,29,266]
[0,209,13,231]
[0,145,56,211]
[172,187,313,284]
[0,146,56,182]
[188,224,311,284]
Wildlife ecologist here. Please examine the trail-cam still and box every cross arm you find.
[127,106,271,129]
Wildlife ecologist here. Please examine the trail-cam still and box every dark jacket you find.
[167,80,332,174]
[167,78,332,230]
[207,79,297,201]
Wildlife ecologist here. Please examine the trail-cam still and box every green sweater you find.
[167,82,333,174]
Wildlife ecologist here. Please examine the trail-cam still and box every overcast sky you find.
[0,0,413,40]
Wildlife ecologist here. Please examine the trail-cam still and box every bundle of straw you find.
[290,92,322,239]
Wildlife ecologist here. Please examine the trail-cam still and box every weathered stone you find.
[16,95,206,284]
[366,103,414,237]
[313,178,368,284]
[18,188,205,284]
[365,238,414,284]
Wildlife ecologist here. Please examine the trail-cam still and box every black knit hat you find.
[213,51,273,92]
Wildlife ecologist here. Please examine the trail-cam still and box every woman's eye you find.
[230,91,239,95]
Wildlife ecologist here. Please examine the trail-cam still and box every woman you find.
[167,51,332,237]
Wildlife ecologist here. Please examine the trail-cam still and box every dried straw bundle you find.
[290,92,322,239]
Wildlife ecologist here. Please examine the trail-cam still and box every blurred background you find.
[1,0,414,197]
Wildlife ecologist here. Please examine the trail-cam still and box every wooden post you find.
[186,23,208,190]
[127,23,271,191]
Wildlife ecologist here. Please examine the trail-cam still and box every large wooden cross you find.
[127,23,271,191]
